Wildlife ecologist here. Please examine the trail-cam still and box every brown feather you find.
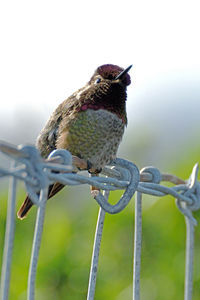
[17,196,34,219]
[17,182,65,219]
[48,182,65,198]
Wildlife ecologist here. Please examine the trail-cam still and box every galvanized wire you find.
[87,190,110,300]
[28,187,48,300]
[133,192,142,300]
[0,141,200,300]
[0,162,17,300]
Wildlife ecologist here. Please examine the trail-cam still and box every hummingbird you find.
[17,64,132,219]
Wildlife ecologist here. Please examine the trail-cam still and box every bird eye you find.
[95,78,101,84]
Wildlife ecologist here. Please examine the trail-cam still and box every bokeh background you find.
[0,0,200,299]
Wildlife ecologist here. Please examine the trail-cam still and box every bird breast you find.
[57,109,125,170]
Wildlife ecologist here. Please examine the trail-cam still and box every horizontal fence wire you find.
[0,141,200,300]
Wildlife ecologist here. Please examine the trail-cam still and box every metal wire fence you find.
[0,141,199,300]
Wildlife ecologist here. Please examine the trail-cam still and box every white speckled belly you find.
[65,109,125,169]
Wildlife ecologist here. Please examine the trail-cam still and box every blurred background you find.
[0,0,200,299]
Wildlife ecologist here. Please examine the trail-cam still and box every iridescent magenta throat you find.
[79,103,126,124]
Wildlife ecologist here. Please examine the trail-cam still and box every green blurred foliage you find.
[0,140,200,300]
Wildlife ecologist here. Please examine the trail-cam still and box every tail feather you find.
[17,196,33,219]
[48,183,65,199]
[17,183,65,219]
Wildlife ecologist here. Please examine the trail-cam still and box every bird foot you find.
[72,156,88,171]
[90,185,100,198]
[72,156,102,174]
[87,163,102,175]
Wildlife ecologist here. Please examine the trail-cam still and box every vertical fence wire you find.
[28,187,48,300]
[0,162,17,300]
[184,216,195,300]
[133,191,142,300]
[87,190,109,300]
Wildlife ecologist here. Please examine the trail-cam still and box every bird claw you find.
[72,156,102,174]
[90,185,100,198]
[72,156,88,171]
[88,163,102,175]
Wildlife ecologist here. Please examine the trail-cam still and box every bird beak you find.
[115,65,132,80]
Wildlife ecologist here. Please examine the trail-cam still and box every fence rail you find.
[0,141,199,300]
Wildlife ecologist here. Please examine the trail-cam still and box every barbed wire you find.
[0,141,199,300]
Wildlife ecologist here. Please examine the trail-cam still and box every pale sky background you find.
[0,0,200,167]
